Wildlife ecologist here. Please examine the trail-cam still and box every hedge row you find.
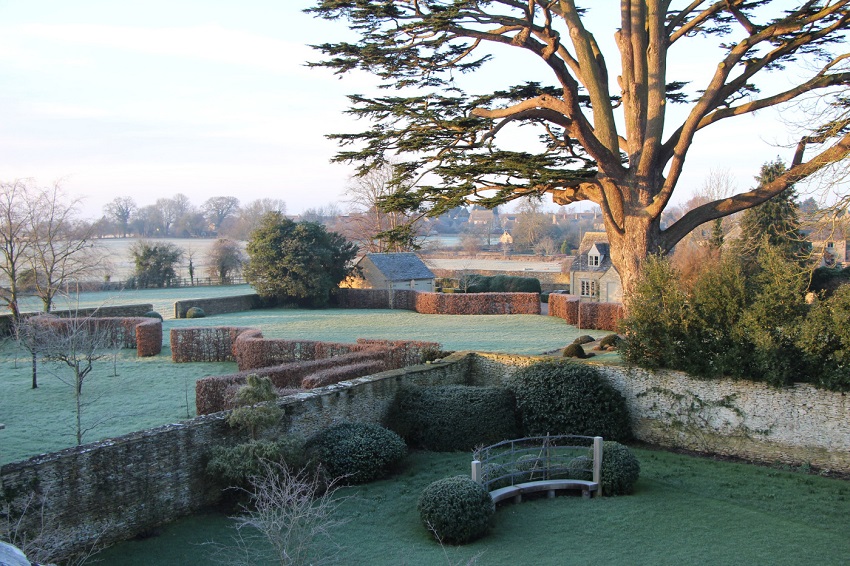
[336,289,540,315]
[170,326,254,363]
[548,294,624,331]
[173,294,271,318]
[31,316,162,357]
[193,334,442,415]
[235,332,372,371]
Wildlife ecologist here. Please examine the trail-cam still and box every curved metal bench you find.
[489,479,599,504]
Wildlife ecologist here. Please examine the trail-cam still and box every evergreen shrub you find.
[186,306,206,319]
[305,421,407,484]
[143,311,163,321]
[384,385,519,451]
[509,361,632,441]
[573,335,595,345]
[598,334,622,349]
[562,343,586,358]
[418,476,494,545]
[601,441,640,495]
[467,274,541,293]
[206,438,305,486]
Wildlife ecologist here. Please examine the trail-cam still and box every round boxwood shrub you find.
[185,306,206,319]
[599,334,623,349]
[509,361,632,441]
[573,335,595,345]
[562,343,587,358]
[565,454,593,481]
[418,476,494,545]
[384,385,519,451]
[601,441,640,495]
[143,310,163,321]
[305,422,407,484]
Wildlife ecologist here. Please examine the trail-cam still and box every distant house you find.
[569,232,623,303]
[468,209,496,226]
[343,252,436,292]
[806,222,849,268]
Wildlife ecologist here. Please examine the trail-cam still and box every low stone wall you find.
[468,353,850,473]
[173,294,269,318]
[0,353,472,559]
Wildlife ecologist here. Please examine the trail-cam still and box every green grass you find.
[97,447,850,565]
[1,290,599,465]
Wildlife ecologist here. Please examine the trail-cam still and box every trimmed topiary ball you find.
[573,335,595,345]
[143,311,163,321]
[305,421,407,484]
[601,441,640,495]
[509,361,633,441]
[418,476,495,545]
[186,306,206,319]
[599,334,623,349]
[562,343,587,358]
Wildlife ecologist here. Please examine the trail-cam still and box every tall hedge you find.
[509,361,632,441]
[467,274,541,293]
[385,385,519,451]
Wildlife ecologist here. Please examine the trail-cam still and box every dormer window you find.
[588,254,600,266]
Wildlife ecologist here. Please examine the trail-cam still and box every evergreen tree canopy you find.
[308,1,850,294]
[244,212,358,306]
[736,159,807,265]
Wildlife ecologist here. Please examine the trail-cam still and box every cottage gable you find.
[344,252,435,292]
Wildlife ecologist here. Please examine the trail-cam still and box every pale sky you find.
[0,1,827,219]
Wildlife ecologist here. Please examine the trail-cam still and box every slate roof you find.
[571,233,614,274]
[363,253,435,281]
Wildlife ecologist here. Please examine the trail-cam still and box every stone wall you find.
[0,353,472,558]
[468,353,850,472]
[173,294,268,318]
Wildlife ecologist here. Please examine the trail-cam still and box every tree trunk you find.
[605,215,662,300]
[31,351,37,389]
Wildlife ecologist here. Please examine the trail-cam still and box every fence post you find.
[471,459,482,484]
[592,436,603,497]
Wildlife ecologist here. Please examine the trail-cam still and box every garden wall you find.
[547,293,624,331]
[0,353,472,559]
[467,353,850,473]
[335,288,540,314]
[173,294,269,318]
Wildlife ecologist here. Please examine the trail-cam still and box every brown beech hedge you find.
[547,294,624,331]
[31,316,162,357]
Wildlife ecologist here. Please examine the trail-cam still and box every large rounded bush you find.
[418,476,495,545]
[384,385,519,451]
[509,361,632,441]
[601,441,640,495]
[143,310,163,321]
[185,306,206,319]
[305,422,407,484]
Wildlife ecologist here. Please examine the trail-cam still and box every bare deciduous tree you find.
[344,165,420,252]
[0,180,35,322]
[206,238,245,284]
[103,196,137,238]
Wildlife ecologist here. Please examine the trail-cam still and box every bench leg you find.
[514,494,522,504]
[547,489,555,499]
[582,489,590,499]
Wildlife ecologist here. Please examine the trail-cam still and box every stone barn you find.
[344,252,436,292]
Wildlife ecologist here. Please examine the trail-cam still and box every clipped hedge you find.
[509,360,632,441]
[29,316,162,357]
[418,476,494,545]
[335,288,540,315]
[548,294,625,331]
[385,385,519,451]
[466,274,542,293]
[601,441,641,495]
[193,333,443,415]
[305,421,407,484]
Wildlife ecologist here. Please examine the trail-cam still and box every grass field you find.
[97,447,850,565]
[1,291,601,465]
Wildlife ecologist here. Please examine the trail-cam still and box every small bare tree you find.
[206,238,245,284]
[12,316,50,389]
[222,461,347,566]
[36,316,114,445]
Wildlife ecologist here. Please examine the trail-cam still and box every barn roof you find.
[362,253,435,281]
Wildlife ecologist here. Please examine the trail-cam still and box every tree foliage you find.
[309,1,850,293]
[129,240,183,288]
[244,212,357,306]
[206,238,245,283]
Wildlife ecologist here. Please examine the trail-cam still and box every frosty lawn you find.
[0,296,602,465]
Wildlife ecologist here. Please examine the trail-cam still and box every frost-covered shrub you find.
[601,441,640,495]
[418,476,494,544]
[305,422,406,484]
[143,310,163,321]
[186,306,206,319]
[562,343,586,358]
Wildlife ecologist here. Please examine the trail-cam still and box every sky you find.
[0,1,832,220]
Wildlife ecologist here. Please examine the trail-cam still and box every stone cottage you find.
[343,252,436,292]
[569,232,623,303]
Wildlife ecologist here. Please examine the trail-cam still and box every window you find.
[588,254,600,266]
[580,280,596,297]
[827,241,835,249]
